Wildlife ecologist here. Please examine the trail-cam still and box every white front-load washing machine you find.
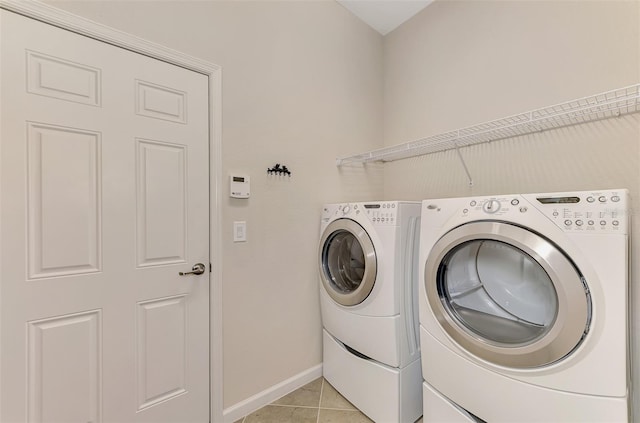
[418,189,630,422]
[319,201,422,423]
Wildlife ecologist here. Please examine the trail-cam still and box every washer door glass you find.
[319,219,376,306]
[440,240,558,345]
[325,231,366,293]
[425,221,591,368]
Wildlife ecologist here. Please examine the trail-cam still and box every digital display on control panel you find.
[233,176,245,182]
[364,204,381,209]
[537,196,580,204]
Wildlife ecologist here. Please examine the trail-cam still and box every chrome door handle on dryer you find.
[179,263,206,276]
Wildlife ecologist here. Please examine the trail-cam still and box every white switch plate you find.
[233,221,247,242]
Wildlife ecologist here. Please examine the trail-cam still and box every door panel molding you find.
[27,122,102,279]
[26,50,102,106]
[27,310,102,423]
[0,1,223,421]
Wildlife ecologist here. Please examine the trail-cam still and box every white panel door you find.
[0,10,210,423]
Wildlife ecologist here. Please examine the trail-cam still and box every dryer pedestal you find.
[323,329,422,423]
[423,381,476,423]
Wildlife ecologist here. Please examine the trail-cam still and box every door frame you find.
[0,1,224,421]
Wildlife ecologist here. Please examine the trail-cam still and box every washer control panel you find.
[362,202,398,225]
[321,202,401,226]
[460,189,629,234]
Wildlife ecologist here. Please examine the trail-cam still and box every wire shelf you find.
[336,83,640,166]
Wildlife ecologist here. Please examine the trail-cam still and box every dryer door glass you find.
[319,219,377,306]
[438,239,558,345]
[425,221,590,368]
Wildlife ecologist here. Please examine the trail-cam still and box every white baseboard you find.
[222,364,323,423]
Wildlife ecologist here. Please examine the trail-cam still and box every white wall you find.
[383,0,640,419]
[43,0,384,410]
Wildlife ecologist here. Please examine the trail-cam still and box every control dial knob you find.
[482,199,501,214]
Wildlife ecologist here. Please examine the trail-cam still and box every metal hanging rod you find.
[336,83,640,166]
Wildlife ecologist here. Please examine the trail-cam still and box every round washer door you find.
[425,221,591,368]
[319,219,377,306]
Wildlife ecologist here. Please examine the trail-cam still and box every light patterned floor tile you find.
[272,377,323,407]
[236,378,425,423]
[320,380,357,410]
[318,408,374,423]
[244,405,318,423]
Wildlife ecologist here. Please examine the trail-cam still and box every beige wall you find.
[44,0,384,409]
[383,0,640,418]
[32,0,640,417]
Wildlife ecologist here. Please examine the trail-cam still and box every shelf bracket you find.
[454,143,474,186]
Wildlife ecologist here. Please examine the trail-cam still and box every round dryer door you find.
[319,219,377,306]
[425,221,591,368]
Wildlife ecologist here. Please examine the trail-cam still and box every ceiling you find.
[337,0,433,35]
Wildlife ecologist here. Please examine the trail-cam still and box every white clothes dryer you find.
[319,201,422,423]
[418,189,630,422]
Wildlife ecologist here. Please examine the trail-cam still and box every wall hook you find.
[267,163,292,176]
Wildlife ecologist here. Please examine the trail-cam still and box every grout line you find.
[266,403,357,412]
[316,378,324,423]
[267,404,321,410]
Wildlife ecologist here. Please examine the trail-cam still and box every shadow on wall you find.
[334,162,384,202]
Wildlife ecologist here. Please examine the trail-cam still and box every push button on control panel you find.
[367,203,397,225]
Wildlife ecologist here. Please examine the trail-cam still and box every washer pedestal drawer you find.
[322,329,422,423]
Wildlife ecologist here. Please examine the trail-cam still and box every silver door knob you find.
[179,263,206,276]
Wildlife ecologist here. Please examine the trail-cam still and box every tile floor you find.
[234,377,423,423]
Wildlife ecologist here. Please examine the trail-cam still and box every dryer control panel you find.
[525,189,629,234]
[459,189,629,234]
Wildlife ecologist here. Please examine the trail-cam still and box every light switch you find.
[233,221,247,242]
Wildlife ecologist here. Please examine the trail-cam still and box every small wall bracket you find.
[454,144,474,186]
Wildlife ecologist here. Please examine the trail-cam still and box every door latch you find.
[179,263,206,276]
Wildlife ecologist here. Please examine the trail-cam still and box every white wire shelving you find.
[336,84,640,167]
